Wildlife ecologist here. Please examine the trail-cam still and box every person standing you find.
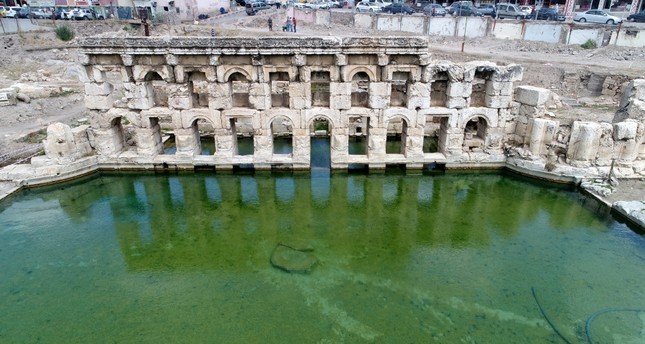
[268,18,273,31]
[293,17,297,33]
[288,16,294,32]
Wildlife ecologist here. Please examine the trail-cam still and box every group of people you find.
[267,16,297,32]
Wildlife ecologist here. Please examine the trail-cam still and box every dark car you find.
[382,2,414,14]
[423,4,447,16]
[450,4,483,17]
[477,4,496,17]
[16,6,30,18]
[534,7,565,21]
[627,11,645,22]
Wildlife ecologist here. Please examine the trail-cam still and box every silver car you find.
[574,10,622,25]
[423,4,446,16]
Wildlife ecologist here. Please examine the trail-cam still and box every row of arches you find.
[109,112,490,159]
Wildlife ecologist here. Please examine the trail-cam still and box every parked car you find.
[449,3,483,17]
[626,11,645,22]
[495,3,529,20]
[367,0,391,10]
[245,1,271,15]
[304,1,331,9]
[5,6,21,18]
[59,8,76,20]
[446,1,473,15]
[519,5,532,16]
[534,7,564,21]
[355,1,381,12]
[381,2,414,14]
[17,6,31,18]
[30,8,54,19]
[423,4,446,16]
[326,0,343,8]
[476,4,496,17]
[73,8,94,20]
[574,10,622,24]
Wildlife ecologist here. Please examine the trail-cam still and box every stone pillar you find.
[407,83,430,110]
[527,118,559,156]
[406,127,425,158]
[330,127,348,168]
[253,130,273,162]
[485,81,513,109]
[92,127,125,156]
[214,128,235,158]
[174,126,200,156]
[135,126,164,156]
[368,82,390,109]
[85,82,115,110]
[446,82,470,109]
[292,129,310,167]
[289,82,311,109]
[443,127,465,156]
[566,121,602,166]
[208,83,232,110]
[368,127,387,161]
[564,0,575,16]
[249,83,271,110]
[330,82,351,110]
[614,120,642,162]
[123,82,155,110]
[167,84,193,110]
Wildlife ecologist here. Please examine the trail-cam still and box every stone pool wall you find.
[0,36,643,186]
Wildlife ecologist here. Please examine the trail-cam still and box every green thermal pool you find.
[0,171,644,343]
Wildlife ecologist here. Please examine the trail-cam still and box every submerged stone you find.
[270,244,317,274]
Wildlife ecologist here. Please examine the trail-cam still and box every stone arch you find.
[271,116,294,155]
[224,68,252,82]
[347,66,377,83]
[189,117,216,155]
[463,116,488,152]
[144,71,163,81]
[264,113,299,130]
[461,112,497,129]
[384,113,412,129]
[307,114,336,131]
[385,115,409,155]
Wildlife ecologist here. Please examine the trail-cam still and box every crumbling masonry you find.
[0,37,643,184]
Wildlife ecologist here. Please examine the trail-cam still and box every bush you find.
[580,39,597,49]
[55,25,74,42]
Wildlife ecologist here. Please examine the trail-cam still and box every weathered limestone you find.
[0,36,639,184]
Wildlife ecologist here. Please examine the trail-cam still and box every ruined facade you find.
[77,36,526,171]
[0,36,643,185]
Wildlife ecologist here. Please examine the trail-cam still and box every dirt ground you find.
[0,14,643,187]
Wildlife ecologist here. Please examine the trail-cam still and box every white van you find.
[496,3,529,20]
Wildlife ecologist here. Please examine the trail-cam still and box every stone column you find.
[406,127,425,159]
[407,83,430,110]
[446,82,470,109]
[135,127,163,156]
[253,129,273,164]
[93,127,125,156]
[292,129,310,168]
[249,83,271,110]
[368,127,387,161]
[527,118,558,156]
[174,126,200,156]
[566,121,602,167]
[330,127,348,169]
[330,82,351,110]
[368,82,390,109]
[214,128,235,159]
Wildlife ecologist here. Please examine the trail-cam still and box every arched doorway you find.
[309,116,332,170]
[386,117,408,155]
[463,117,488,152]
[351,72,370,107]
[271,116,293,155]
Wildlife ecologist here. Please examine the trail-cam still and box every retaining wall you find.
[293,10,643,48]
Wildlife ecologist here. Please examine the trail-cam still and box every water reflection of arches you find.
[463,116,488,152]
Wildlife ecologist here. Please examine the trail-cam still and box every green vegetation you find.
[54,25,75,42]
[21,129,47,144]
[581,39,597,49]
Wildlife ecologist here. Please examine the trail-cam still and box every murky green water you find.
[1,171,644,343]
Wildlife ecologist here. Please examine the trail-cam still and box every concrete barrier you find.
[611,28,645,47]
[401,15,425,34]
[0,18,48,34]
[456,17,488,38]
[524,23,561,43]
[354,13,373,29]
[493,22,524,40]
[568,28,603,46]
[427,16,456,37]
[377,15,400,31]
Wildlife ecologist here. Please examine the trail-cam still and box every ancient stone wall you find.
[0,36,642,185]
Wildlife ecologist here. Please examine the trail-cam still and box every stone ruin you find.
[0,36,643,185]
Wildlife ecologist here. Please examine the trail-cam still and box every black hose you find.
[531,287,572,344]
[585,308,645,344]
